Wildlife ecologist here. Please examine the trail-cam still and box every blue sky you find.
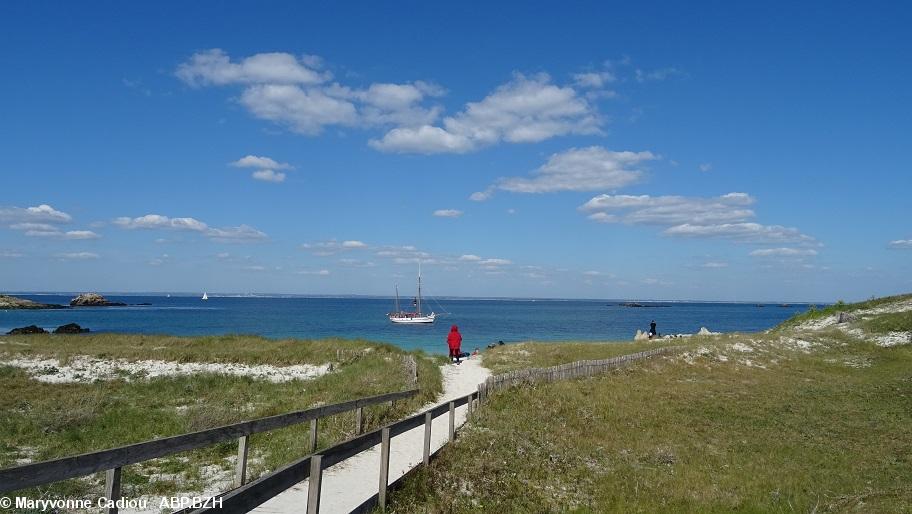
[1,1,910,301]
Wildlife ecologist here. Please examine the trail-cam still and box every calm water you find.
[1,295,814,354]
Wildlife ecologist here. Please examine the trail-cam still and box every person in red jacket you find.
[447,325,463,364]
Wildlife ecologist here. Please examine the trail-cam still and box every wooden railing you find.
[0,389,418,511]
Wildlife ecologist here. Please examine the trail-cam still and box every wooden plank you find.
[378,427,391,510]
[235,435,249,487]
[355,407,364,434]
[306,455,322,514]
[448,401,455,442]
[309,418,318,454]
[423,412,432,465]
[0,389,417,493]
[105,467,121,514]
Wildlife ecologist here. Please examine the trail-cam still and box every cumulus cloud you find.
[177,49,444,136]
[230,155,293,170]
[475,147,655,200]
[749,248,819,257]
[888,239,912,249]
[176,49,330,87]
[114,214,267,243]
[433,209,463,218]
[251,169,286,183]
[0,204,72,224]
[581,192,816,245]
[573,71,616,88]
[371,73,601,153]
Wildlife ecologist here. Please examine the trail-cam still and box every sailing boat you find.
[201,292,208,301]
[388,263,436,324]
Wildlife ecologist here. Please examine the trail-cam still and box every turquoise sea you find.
[1,294,816,354]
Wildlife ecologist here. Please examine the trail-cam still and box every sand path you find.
[253,356,490,513]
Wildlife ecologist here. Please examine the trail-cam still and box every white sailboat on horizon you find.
[201,292,208,301]
[388,263,436,324]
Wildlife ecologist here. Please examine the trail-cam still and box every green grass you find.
[861,310,912,334]
[482,339,683,374]
[389,300,912,513]
[0,333,445,502]
[778,293,912,329]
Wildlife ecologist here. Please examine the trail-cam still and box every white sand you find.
[253,357,491,514]
[0,354,330,383]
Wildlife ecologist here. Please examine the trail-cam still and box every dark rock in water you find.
[53,323,90,334]
[622,302,646,307]
[134,302,152,306]
[0,294,66,310]
[7,325,48,335]
[70,293,127,307]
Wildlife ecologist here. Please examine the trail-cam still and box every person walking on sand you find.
[447,325,463,364]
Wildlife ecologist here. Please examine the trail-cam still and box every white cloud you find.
[251,169,286,183]
[700,261,729,268]
[296,269,331,276]
[231,155,293,170]
[582,192,816,245]
[371,73,600,153]
[1,204,72,224]
[176,49,330,87]
[469,188,495,202]
[458,254,482,261]
[749,248,819,257]
[342,240,367,248]
[699,162,712,172]
[114,214,266,243]
[57,252,99,260]
[178,50,444,136]
[664,223,816,245]
[491,146,655,197]
[888,239,912,249]
[573,71,616,88]
[433,209,463,218]
[302,239,369,255]
[1,250,23,258]
[635,67,682,82]
[480,258,512,266]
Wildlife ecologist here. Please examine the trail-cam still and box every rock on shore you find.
[69,293,126,307]
[53,323,90,334]
[0,294,66,310]
[7,325,48,335]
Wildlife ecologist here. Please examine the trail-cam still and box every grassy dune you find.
[0,334,445,502]
[390,296,912,513]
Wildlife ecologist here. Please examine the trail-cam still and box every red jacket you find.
[447,325,462,350]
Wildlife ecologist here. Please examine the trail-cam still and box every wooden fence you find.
[0,389,418,513]
[0,346,678,513]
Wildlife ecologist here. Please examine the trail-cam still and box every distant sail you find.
[202,292,208,300]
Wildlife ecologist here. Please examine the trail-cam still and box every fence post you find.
[306,455,322,514]
[477,383,484,404]
[448,401,456,442]
[104,467,122,514]
[423,411,432,465]
[467,392,474,420]
[235,435,249,487]
[310,418,319,454]
[379,427,391,510]
[355,407,364,434]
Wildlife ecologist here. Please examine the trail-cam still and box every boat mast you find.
[417,261,422,315]
[395,284,401,313]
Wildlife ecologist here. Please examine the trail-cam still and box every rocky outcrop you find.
[53,323,90,334]
[69,293,126,307]
[0,295,66,310]
[634,330,650,341]
[7,325,48,335]
[697,327,719,336]
[836,311,857,324]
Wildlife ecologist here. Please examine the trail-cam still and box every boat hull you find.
[389,312,436,324]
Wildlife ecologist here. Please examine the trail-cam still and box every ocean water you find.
[1,295,815,354]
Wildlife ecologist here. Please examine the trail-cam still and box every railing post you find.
[104,467,122,514]
[477,383,484,404]
[310,418,319,454]
[467,392,474,420]
[448,401,456,442]
[423,411,432,465]
[379,427,391,510]
[355,406,364,434]
[235,435,249,487]
[306,455,322,514]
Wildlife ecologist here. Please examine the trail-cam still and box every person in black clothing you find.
[649,320,657,339]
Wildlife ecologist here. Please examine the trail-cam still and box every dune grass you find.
[481,339,680,375]
[777,293,912,329]
[0,333,445,503]
[388,300,912,513]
